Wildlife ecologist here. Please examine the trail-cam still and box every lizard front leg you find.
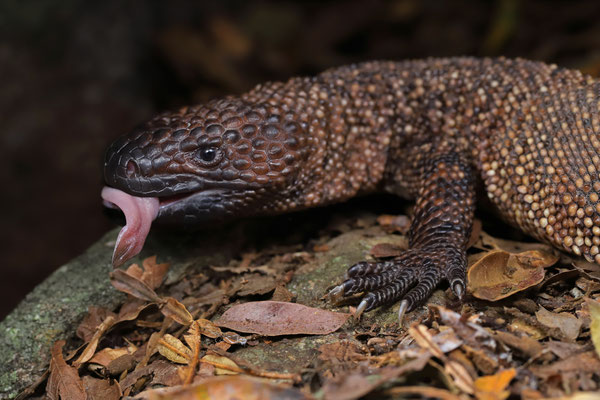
[330,151,476,321]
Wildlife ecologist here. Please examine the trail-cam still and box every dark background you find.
[3,0,600,319]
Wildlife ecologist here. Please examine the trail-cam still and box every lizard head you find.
[102,98,310,266]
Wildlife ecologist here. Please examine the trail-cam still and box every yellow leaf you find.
[201,354,241,375]
[157,334,192,364]
[474,368,516,400]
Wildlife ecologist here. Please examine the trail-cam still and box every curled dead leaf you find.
[161,297,193,326]
[468,250,558,301]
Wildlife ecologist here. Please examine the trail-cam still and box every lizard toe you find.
[331,246,464,321]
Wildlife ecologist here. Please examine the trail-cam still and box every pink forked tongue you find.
[101,187,159,267]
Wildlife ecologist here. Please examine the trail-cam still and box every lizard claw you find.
[452,280,465,300]
[328,284,345,302]
[331,245,467,322]
[397,300,409,325]
[354,298,369,320]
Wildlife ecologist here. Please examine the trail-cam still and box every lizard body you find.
[102,57,600,317]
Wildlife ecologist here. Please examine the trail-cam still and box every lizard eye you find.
[196,146,221,166]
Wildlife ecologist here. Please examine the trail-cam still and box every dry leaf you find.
[408,324,474,394]
[132,375,309,400]
[376,214,410,234]
[73,315,116,366]
[215,301,350,336]
[76,306,117,342]
[535,306,582,342]
[201,354,240,375]
[474,368,516,400]
[477,231,554,254]
[572,260,600,282]
[157,334,192,364]
[182,321,202,384]
[141,256,171,289]
[468,250,557,301]
[271,285,295,302]
[385,386,463,400]
[82,376,121,400]
[587,298,600,359]
[120,360,181,391]
[369,242,405,258]
[88,347,130,369]
[195,318,222,339]
[47,340,87,400]
[531,351,600,379]
[321,352,431,400]
[110,269,162,303]
[161,297,193,325]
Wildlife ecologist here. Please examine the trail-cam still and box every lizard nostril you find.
[125,159,139,178]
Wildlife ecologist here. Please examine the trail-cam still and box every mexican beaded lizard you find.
[102,57,600,319]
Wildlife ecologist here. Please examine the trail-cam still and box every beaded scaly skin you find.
[104,57,600,317]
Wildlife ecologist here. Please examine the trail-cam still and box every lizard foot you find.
[329,245,466,322]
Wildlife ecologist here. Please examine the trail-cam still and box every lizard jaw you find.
[101,186,233,266]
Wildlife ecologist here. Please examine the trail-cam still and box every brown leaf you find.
[88,347,130,369]
[535,306,582,341]
[195,318,222,339]
[432,305,506,374]
[133,375,309,400]
[385,386,463,400]
[468,250,557,301]
[477,231,555,254]
[546,340,586,359]
[76,306,117,342]
[215,301,350,336]
[531,351,600,379]
[47,340,87,400]
[409,325,474,394]
[572,260,600,282]
[110,269,162,303]
[467,218,483,248]
[73,315,116,366]
[408,325,444,359]
[236,274,278,296]
[141,255,171,289]
[82,376,121,400]
[474,368,516,400]
[369,242,405,258]
[271,285,295,302]
[493,331,543,358]
[587,298,600,359]
[161,297,193,326]
[120,360,181,391]
[321,352,431,400]
[376,214,410,234]
[318,341,366,364]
